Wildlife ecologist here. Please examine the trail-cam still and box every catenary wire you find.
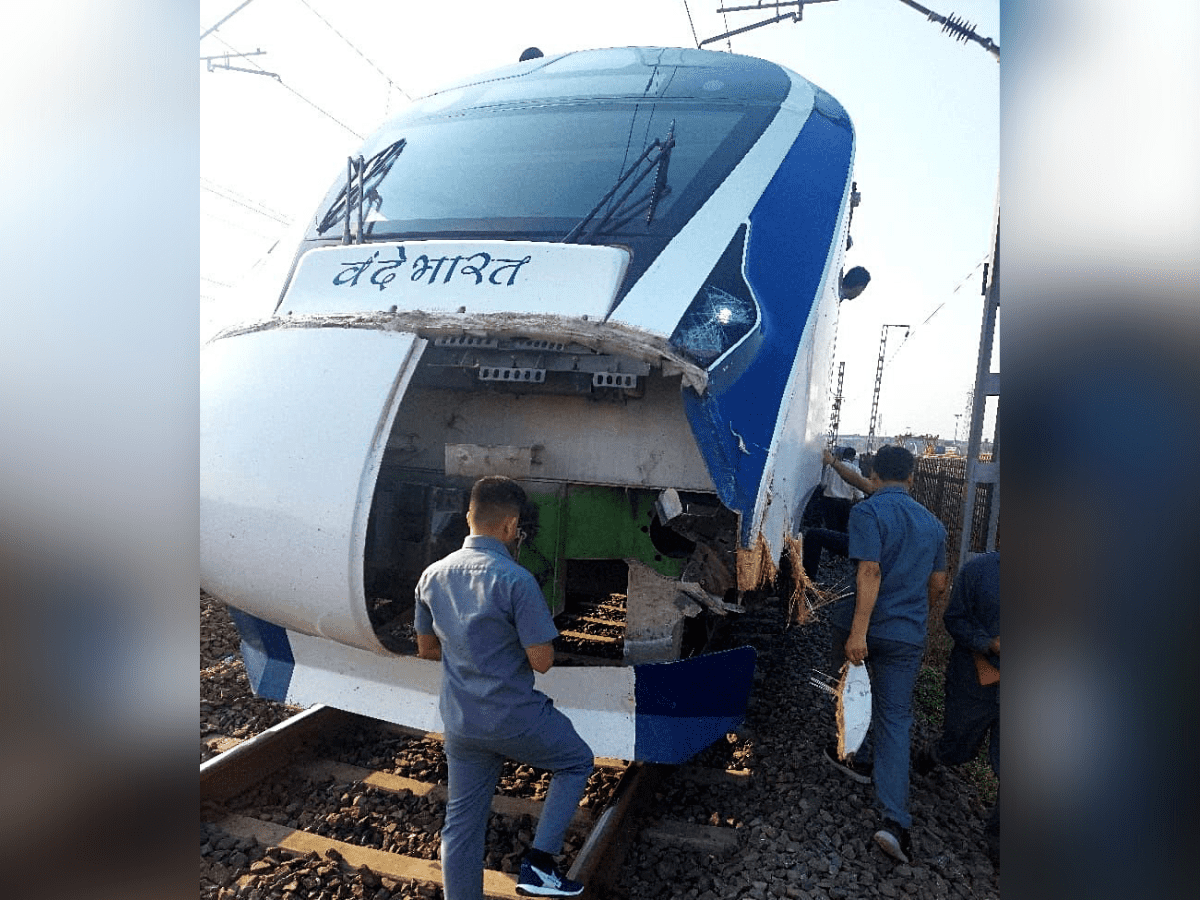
[200,0,258,41]
[209,33,363,139]
[201,209,283,241]
[681,1,700,48]
[881,261,987,369]
[201,180,292,225]
[201,175,290,217]
[293,0,413,101]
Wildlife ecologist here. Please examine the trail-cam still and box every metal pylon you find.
[958,213,1000,564]
[829,361,846,447]
[866,324,908,451]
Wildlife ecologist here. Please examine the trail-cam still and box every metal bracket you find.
[703,2,841,47]
[593,372,639,389]
[434,336,500,350]
[478,366,546,384]
[512,339,568,353]
[202,49,280,81]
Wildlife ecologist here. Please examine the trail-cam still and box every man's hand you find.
[845,630,868,665]
[928,571,949,607]
[848,560,881,666]
[823,447,835,466]
[416,633,442,661]
[526,642,554,674]
[988,635,1000,656]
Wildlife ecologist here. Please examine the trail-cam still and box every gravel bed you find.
[553,595,627,660]
[201,553,1000,899]
[199,826,440,900]
[201,593,302,765]
[328,729,622,808]
[614,556,1000,900]
[229,769,448,860]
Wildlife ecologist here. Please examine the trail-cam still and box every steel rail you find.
[201,704,658,899]
[201,703,360,803]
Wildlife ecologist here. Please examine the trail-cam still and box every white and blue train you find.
[201,47,865,764]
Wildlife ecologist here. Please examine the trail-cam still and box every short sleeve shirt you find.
[821,464,864,502]
[832,485,948,646]
[414,535,559,739]
[943,551,1000,660]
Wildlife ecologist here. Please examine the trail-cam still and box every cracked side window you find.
[670,224,758,367]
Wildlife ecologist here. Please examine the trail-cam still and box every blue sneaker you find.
[516,858,584,897]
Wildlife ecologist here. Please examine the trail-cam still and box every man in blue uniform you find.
[915,551,1000,864]
[415,476,593,899]
[824,445,948,864]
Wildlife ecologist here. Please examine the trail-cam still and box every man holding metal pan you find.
[823,444,948,865]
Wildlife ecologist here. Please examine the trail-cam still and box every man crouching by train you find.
[415,475,594,899]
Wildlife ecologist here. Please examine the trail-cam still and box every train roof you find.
[400,46,795,122]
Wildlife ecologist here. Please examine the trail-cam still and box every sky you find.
[200,0,999,442]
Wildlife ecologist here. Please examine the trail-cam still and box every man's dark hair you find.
[469,476,527,528]
[871,445,916,482]
[858,452,874,477]
[838,446,857,462]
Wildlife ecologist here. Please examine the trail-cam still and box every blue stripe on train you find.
[227,607,296,702]
[633,645,756,763]
[685,93,854,542]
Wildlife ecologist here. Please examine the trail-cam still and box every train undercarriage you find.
[356,318,762,666]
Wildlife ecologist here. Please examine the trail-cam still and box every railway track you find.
[203,576,1002,900]
[201,703,751,900]
[202,589,752,899]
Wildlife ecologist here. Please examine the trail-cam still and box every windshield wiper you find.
[563,120,676,243]
[315,138,406,241]
[645,119,675,225]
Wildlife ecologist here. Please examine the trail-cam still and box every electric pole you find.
[828,361,846,448]
[866,324,909,451]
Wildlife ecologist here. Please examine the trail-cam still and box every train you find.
[201,46,866,764]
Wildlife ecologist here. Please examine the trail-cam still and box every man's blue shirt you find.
[832,484,948,646]
[944,550,1000,665]
[414,535,560,739]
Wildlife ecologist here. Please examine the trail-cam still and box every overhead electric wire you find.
[201,179,292,225]
[293,0,413,101]
[201,176,289,218]
[881,261,988,369]
[681,1,700,48]
[209,33,363,139]
[200,0,258,41]
[201,209,282,241]
[950,259,985,294]
[894,0,999,59]
[201,189,290,228]
[918,301,945,327]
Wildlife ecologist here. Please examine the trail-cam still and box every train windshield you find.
[307,101,773,242]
